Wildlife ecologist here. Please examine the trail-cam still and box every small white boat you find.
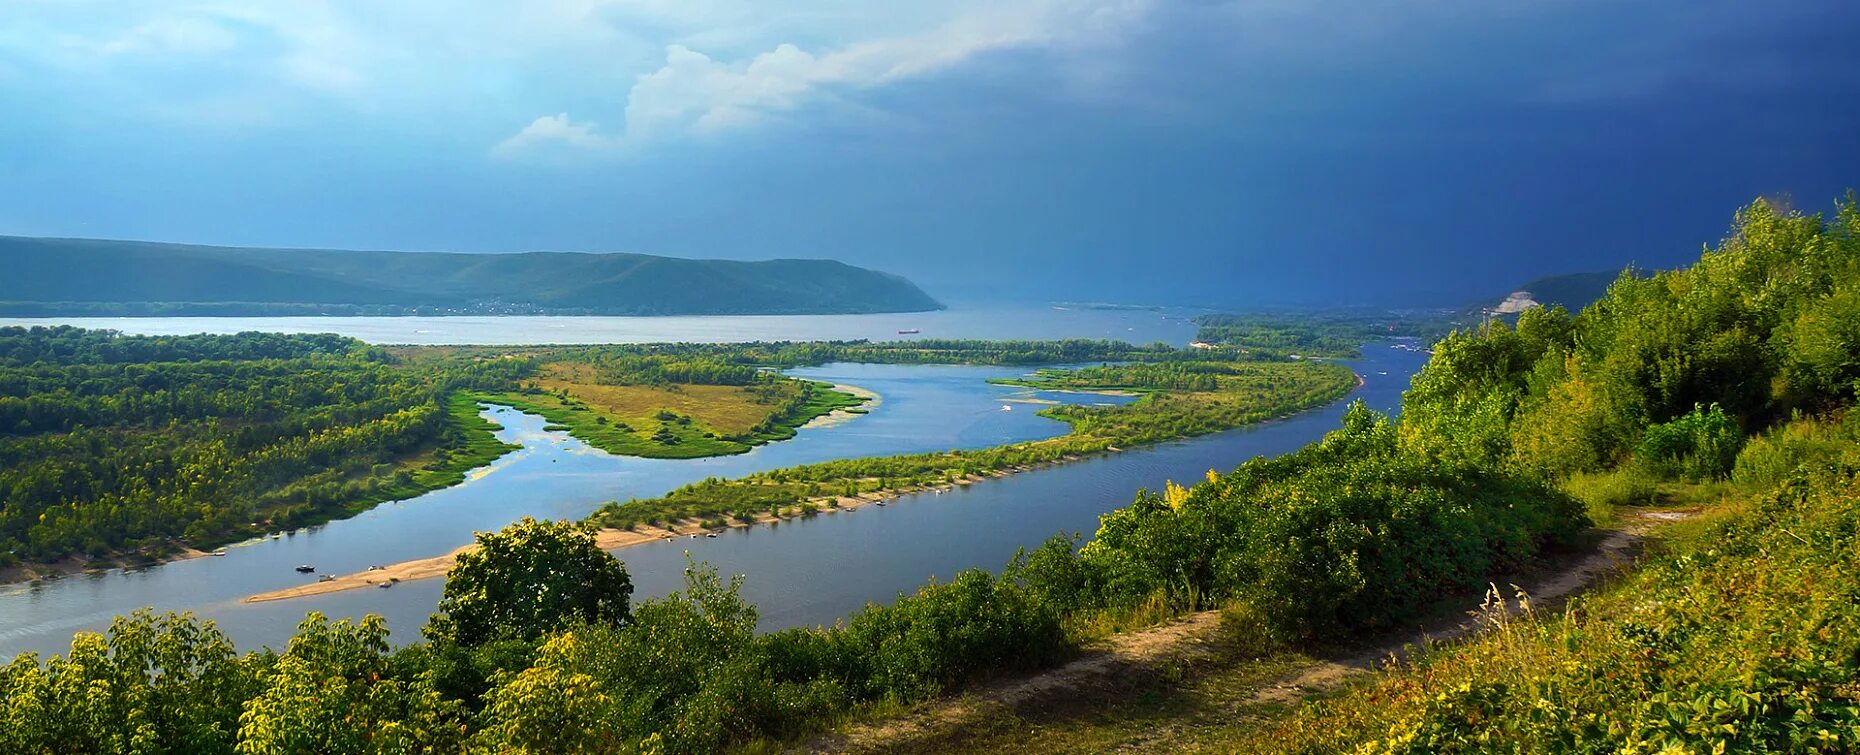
[1001,405,1013,412]
[211,549,227,557]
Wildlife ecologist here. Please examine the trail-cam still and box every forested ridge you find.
[0,235,943,316]
[7,194,1856,754]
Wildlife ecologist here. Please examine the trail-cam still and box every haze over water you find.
[0,304,1199,346]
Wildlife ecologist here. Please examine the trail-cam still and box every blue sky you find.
[2,1,1858,306]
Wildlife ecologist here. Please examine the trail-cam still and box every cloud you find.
[494,0,1152,155]
[99,17,240,56]
[492,112,618,157]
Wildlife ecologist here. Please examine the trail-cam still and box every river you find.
[0,312,1426,658]
[0,303,1197,346]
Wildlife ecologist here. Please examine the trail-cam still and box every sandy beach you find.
[241,371,1363,605]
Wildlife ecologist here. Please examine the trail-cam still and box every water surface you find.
[0,344,1427,658]
[0,304,1197,346]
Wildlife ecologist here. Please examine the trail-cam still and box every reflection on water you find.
[0,346,1426,657]
[0,362,1131,656]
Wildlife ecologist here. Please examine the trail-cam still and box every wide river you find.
[0,303,1197,346]
[0,308,1428,658]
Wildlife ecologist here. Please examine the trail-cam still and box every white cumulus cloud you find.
[491,112,619,157]
[493,0,1153,156]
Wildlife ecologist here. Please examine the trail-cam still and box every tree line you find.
[14,191,1857,754]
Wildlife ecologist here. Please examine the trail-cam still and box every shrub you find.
[1636,403,1742,481]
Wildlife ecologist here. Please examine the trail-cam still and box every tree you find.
[425,517,634,647]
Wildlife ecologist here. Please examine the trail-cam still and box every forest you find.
[0,328,526,568]
[0,333,1242,572]
[1192,311,1456,358]
[4,195,1857,752]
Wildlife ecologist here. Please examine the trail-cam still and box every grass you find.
[469,365,869,460]
[590,362,1356,531]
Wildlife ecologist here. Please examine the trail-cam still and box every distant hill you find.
[1491,271,1621,314]
[0,236,943,317]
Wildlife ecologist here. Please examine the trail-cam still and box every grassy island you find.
[589,360,1357,530]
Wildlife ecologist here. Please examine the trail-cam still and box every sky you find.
[2,1,1858,307]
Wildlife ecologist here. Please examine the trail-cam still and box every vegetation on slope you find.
[0,235,943,316]
[1264,419,1860,754]
[4,194,1853,753]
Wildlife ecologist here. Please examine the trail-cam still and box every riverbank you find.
[0,545,215,586]
[245,459,1061,604]
[472,377,868,460]
[0,392,518,588]
[242,364,1359,605]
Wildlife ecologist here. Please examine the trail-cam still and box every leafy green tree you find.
[426,517,634,648]
[235,613,465,755]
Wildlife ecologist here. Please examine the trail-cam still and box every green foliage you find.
[1193,312,1456,358]
[237,613,465,754]
[426,518,634,648]
[1399,194,1860,479]
[1731,410,1860,490]
[0,328,525,565]
[590,360,1355,530]
[1076,402,1586,642]
[1635,403,1743,481]
[1558,465,1660,523]
[0,610,259,755]
[1263,460,1860,754]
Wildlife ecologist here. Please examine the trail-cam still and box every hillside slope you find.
[0,236,943,316]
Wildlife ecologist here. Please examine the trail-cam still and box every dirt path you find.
[805,513,1680,754]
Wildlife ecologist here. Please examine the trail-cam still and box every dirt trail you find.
[806,512,1684,754]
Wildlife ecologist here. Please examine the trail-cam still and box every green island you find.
[0,334,1313,578]
[3,195,1857,755]
[588,359,1356,530]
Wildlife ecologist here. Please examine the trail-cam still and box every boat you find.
[1001,404,1013,411]
[211,549,227,557]
[897,328,921,335]
[294,565,315,573]
[705,533,719,539]
[318,575,335,583]
[377,581,393,589]
[367,565,384,571]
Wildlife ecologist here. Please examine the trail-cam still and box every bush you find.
[1560,465,1660,522]
[1636,403,1742,481]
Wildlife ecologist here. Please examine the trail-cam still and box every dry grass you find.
[530,362,795,436]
